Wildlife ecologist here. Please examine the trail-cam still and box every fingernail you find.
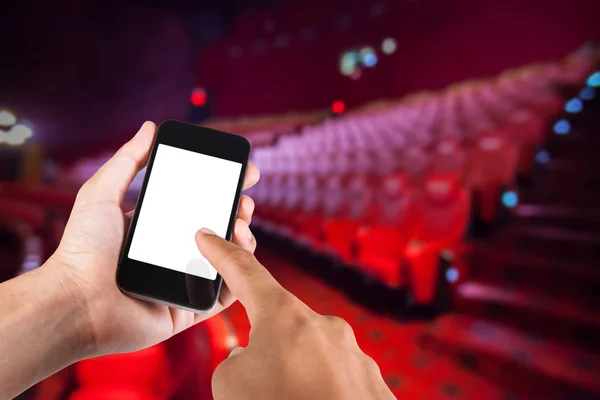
[247,226,253,240]
[200,228,216,235]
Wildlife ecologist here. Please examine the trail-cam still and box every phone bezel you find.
[116,120,250,312]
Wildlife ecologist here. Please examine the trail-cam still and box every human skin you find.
[0,121,259,399]
[0,121,393,400]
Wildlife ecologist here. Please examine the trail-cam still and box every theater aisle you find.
[223,250,509,400]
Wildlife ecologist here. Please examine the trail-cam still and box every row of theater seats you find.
[1,44,596,399]
[0,184,238,400]
[32,311,236,400]
[0,187,72,303]
[246,48,597,309]
[64,313,235,400]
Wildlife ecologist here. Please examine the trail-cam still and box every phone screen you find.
[128,143,242,280]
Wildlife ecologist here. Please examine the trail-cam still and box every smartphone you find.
[117,120,250,312]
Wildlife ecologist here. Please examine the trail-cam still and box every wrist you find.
[40,256,98,360]
[0,258,98,398]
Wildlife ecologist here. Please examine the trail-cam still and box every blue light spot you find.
[565,98,583,113]
[502,191,518,208]
[580,87,596,101]
[553,119,571,135]
[446,267,459,283]
[536,150,550,164]
[587,71,600,87]
[363,53,378,67]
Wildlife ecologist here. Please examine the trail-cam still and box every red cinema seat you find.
[75,344,169,396]
[547,47,595,86]
[263,182,288,232]
[202,314,239,372]
[250,173,272,228]
[294,175,326,249]
[261,150,287,229]
[322,172,378,263]
[269,148,301,235]
[320,152,373,255]
[0,200,46,232]
[0,183,76,213]
[321,147,402,263]
[355,172,417,287]
[494,72,563,120]
[35,367,73,400]
[413,173,470,246]
[275,172,304,237]
[275,146,318,237]
[270,151,307,236]
[282,145,311,199]
[164,315,236,400]
[466,135,519,223]
[294,153,335,249]
[429,139,467,177]
[519,85,563,120]
[399,146,430,185]
[321,153,360,220]
[68,387,163,400]
[403,173,470,304]
[503,110,548,179]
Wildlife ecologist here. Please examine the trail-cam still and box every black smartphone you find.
[117,120,250,312]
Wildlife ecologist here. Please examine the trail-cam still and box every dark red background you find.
[197,0,600,117]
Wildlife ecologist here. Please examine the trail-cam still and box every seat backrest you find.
[322,173,349,217]
[400,146,429,184]
[465,135,519,187]
[504,110,546,143]
[374,172,415,229]
[345,174,377,222]
[0,183,76,212]
[68,387,162,400]
[75,344,169,393]
[373,148,402,175]
[281,173,303,210]
[267,179,286,207]
[301,174,323,213]
[429,139,467,177]
[0,200,46,231]
[413,173,470,244]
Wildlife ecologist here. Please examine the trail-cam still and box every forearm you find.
[0,260,92,399]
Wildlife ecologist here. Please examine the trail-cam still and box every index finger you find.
[195,229,284,323]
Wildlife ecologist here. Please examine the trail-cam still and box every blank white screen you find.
[129,144,242,280]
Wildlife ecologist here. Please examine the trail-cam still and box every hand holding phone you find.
[194,231,395,400]
[118,120,252,312]
[49,121,258,357]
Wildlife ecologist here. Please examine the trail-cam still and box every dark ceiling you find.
[0,0,292,158]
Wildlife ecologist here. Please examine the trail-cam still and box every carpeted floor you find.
[223,250,511,400]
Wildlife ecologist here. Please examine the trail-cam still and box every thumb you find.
[195,228,284,323]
